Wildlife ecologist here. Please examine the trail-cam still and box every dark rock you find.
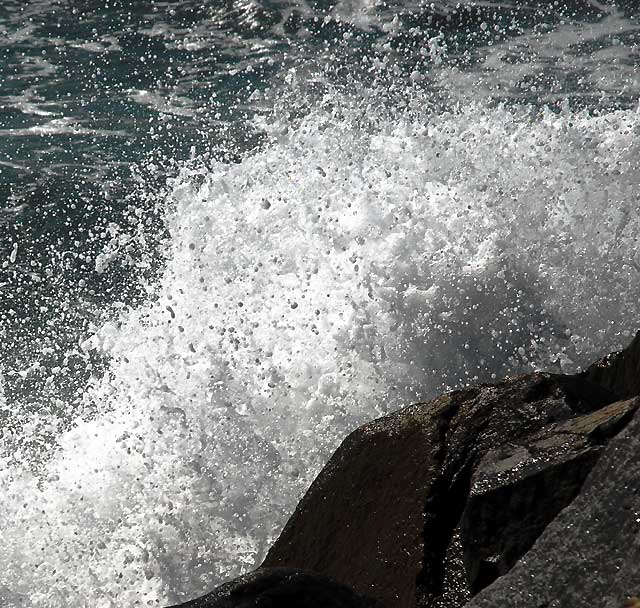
[166,567,384,608]
[580,330,640,399]
[262,368,638,608]
[172,335,640,608]
[467,403,640,608]
[460,398,638,596]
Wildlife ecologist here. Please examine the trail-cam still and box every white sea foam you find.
[1,84,639,606]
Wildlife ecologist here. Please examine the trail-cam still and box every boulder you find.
[173,333,640,608]
[467,403,640,608]
[262,334,640,608]
[166,567,383,608]
[460,398,638,597]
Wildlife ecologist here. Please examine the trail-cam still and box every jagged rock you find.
[467,403,640,608]
[580,331,640,399]
[460,398,638,595]
[263,353,639,607]
[166,567,383,608]
[170,334,640,608]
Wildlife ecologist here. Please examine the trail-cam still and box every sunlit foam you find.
[1,88,639,607]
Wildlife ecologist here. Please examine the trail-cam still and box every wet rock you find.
[580,331,640,399]
[172,334,640,608]
[166,567,383,608]
[467,403,640,608]
[460,398,638,596]
[263,364,638,608]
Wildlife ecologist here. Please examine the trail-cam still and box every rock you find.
[580,331,640,399]
[262,367,639,608]
[460,398,638,596]
[166,567,383,608]
[467,403,640,608]
[171,334,640,608]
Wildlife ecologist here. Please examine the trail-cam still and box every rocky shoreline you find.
[170,333,640,608]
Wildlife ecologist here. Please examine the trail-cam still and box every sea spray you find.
[1,88,640,607]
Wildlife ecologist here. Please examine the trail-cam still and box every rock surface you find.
[460,397,638,597]
[580,331,640,399]
[173,333,640,608]
[468,404,640,608]
[262,333,640,608]
[166,568,383,608]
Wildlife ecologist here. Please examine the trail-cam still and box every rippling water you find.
[1,1,639,606]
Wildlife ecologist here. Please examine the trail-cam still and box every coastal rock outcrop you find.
[262,333,640,607]
[467,404,640,608]
[580,331,640,399]
[172,333,640,608]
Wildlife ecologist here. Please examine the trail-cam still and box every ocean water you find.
[1,1,639,606]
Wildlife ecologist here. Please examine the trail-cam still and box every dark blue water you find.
[1,2,639,606]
